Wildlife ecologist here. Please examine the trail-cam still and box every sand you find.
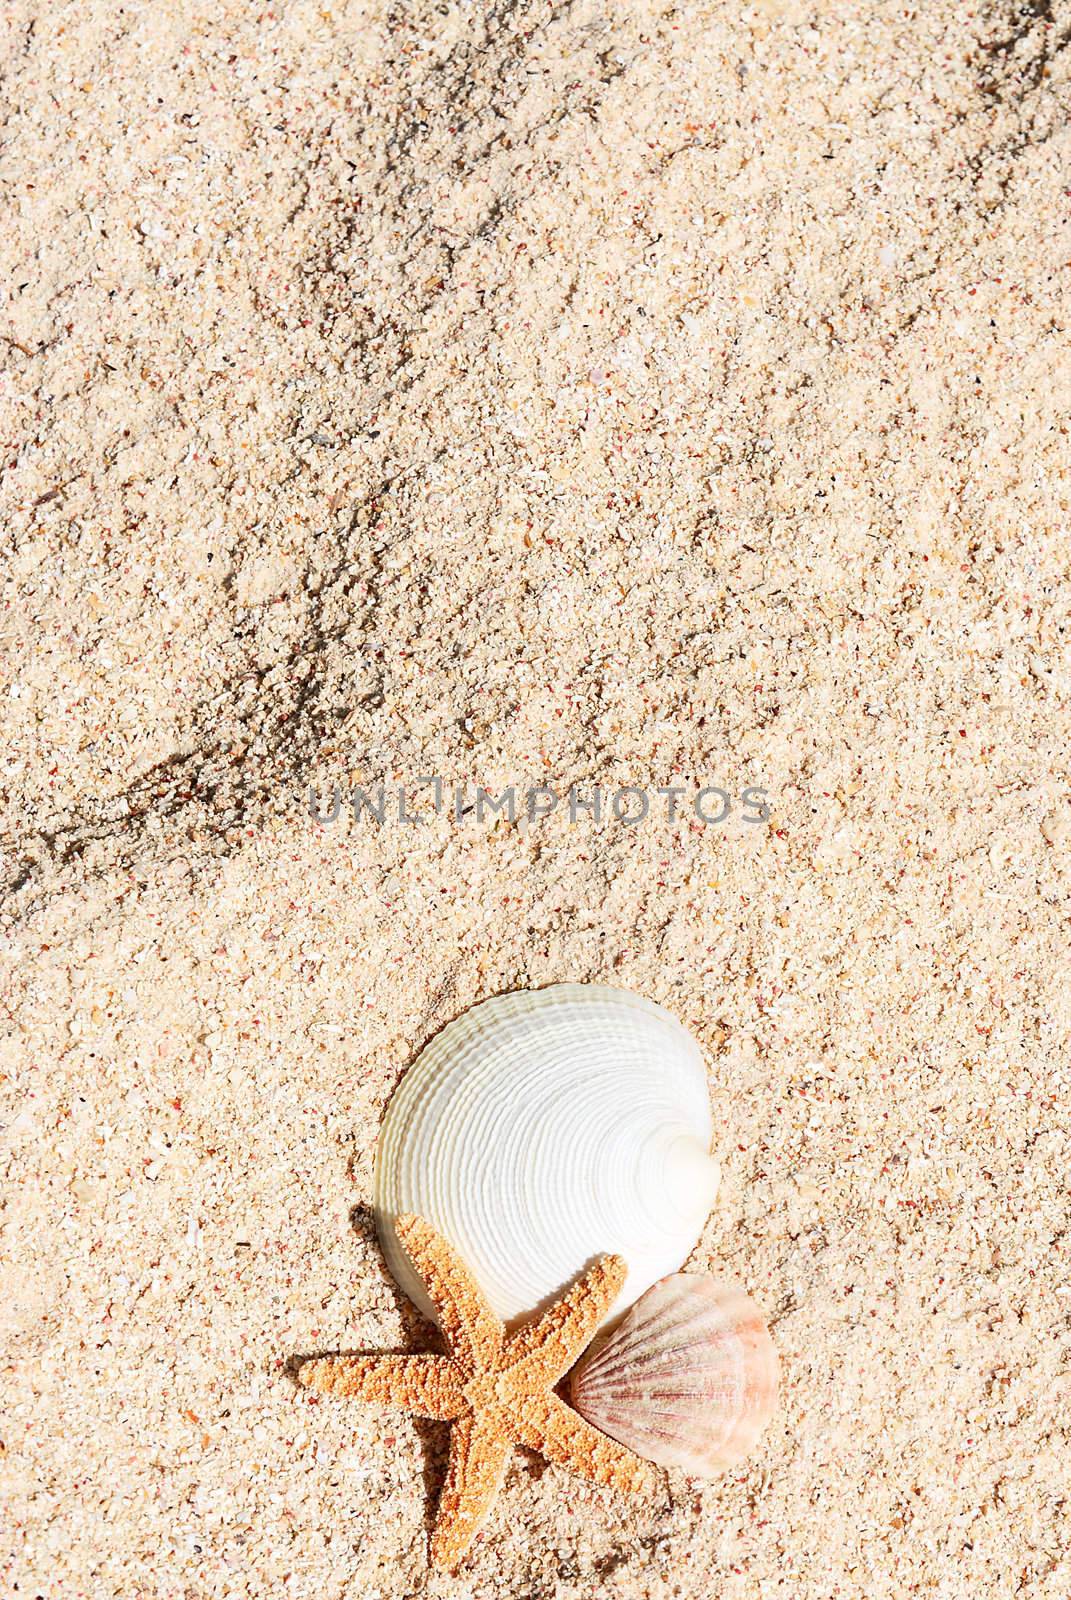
[2,0,1070,1594]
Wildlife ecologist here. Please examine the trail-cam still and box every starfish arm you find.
[510,1391,654,1493]
[503,1254,627,1386]
[430,1409,511,1570]
[298,1352,465,1419]
[395,1214,503,1373]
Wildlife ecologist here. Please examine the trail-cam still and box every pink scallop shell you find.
[569,1273,778,1476]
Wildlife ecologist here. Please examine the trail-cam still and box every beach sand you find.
[2,1,1069,1594]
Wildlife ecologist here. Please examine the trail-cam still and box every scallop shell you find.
[569,1274,778,1476]
[374,984,720,1327]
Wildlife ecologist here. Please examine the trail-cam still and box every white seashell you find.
[569,1274,778,1476]
[374,984,720,1327]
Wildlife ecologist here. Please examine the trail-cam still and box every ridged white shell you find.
[569,1274,778,1476]
[374,984,720,1327]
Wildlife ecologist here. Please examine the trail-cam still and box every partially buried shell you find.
[569,1274,778,1476]
[374,984,720,1328]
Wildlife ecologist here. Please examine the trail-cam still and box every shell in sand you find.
[374,984,720,1328]
[569,1273,778,1475]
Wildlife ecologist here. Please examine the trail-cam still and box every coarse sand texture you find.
[2,1,1070,1597]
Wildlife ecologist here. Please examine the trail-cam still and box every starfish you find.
[298,1213,655,1568]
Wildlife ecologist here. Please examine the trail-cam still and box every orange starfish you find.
[298,1213,655,1568]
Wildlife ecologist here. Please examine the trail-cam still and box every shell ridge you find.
[578,1298,723,1377]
